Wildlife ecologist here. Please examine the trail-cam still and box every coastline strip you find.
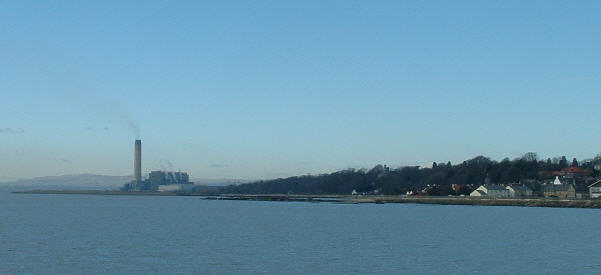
[12,190,601,208]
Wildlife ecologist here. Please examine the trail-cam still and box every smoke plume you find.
[92,97,141,138]
[125,118,140,138]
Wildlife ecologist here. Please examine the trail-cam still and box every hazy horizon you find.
[2,1,600,182]
[0,150,595,183]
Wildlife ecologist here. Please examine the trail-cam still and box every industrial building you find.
[122,139,194,192]
[150,171,193,192]
[149,171,190,186]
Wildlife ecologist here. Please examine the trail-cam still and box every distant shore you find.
[12,190,179,196]
[204,194,601,208]
[12,190,601,208]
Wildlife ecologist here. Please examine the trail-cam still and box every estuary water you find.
[1,192,600,274]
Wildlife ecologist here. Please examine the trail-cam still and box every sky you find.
[1,1,600,181]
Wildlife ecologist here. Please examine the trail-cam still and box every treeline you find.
[221,153,601,196]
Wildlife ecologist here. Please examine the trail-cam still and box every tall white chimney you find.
[134,139,141,182]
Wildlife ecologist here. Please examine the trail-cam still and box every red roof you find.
[562,167,583,174]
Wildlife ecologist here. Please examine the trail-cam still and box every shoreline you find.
[205,194,601,208]
[11,190,180,196]
[11,190,601,208]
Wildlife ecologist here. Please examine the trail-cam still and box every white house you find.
[588,180,601,199]
[506,185,533,198]
[470,190,486,197]
[553,176,562,185]
[470,185,510,198]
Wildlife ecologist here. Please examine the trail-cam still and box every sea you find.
[1,192,600,274]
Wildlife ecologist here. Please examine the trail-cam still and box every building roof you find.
[508,185,532,192]
[482,185,507,191]
[472,190,486,196]
[588,180,601,188]
[543,184,575,192]
[562,167,584,174]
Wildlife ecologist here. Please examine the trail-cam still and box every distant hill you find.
[0,174,253,192]
[0,174,133,191]
[191,178,253,186]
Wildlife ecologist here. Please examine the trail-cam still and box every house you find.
[506,185,533,198]
[469,185,510,198]
[562,167,583,177]
[574,184,590,199]
[451,184,465,192]
[538,170,561,178]
[470,190,486,197]
[588,180,601,199]
[553,176,562,185]
[542,184,576,198]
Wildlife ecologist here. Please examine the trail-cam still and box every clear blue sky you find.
[1,1,600,181]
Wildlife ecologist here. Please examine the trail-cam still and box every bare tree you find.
[522,152,538,162]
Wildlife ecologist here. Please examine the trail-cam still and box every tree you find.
[572,158,579,167]
[221,153,600,195]
[522,152,538,162]
[584,168,594,177]
[559,156,568,168]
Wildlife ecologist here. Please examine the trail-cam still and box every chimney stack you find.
[134,139,141,182]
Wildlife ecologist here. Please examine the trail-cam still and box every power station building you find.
[123,139,194,192]
[149,171,190,186]
[150,171,194,192]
